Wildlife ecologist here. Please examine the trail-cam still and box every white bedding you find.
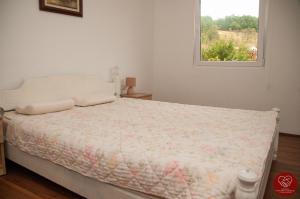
[4,98,278,199]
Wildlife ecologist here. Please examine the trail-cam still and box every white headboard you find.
[0,75,117,111]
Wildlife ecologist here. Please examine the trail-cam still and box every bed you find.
[0,75,280,199]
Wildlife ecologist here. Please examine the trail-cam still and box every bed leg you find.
[272,108,280,161]
[235,169,258,199]
[0,107,6,176]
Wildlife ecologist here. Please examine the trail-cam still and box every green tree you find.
[201,40,252,61]
[201,16,219,44]
[216,15,258,32]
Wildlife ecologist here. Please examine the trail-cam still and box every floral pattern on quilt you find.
[5,99,277,199]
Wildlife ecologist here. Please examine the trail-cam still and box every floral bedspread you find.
[4,99,277,199]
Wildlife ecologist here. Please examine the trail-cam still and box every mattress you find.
[4,98,278,199]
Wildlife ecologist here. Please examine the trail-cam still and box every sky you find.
[201,0,260,19]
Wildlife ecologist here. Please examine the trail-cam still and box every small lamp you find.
[126,77,136,95]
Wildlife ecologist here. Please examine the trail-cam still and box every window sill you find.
[194,60,265,68]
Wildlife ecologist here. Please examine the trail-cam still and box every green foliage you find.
[216,15,258,32]
[201,40,252,61]
[201,16,219,44]
[200,15,257,61]
[232,45,253,61]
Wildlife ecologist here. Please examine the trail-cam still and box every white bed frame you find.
[0,75,280,199]
[5,144,158,199]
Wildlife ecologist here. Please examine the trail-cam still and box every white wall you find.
[1,0,299,135]
[153,0,300,135]
[0,0,153,92]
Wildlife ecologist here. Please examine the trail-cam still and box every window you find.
[194,0,268,66]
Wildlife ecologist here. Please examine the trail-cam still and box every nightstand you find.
[0,112,6,176]
[121,93,152,100]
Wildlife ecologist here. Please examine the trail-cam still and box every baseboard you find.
[279,132,300,137]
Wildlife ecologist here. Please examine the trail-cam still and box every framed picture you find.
[39,0,83,17]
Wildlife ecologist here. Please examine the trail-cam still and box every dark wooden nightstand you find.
[121,93,152,100]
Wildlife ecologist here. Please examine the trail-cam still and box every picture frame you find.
[39,0,83,17]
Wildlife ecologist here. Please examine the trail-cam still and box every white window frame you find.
[194,0,268,67]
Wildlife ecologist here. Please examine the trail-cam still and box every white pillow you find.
[16,99,74,115]
[73,94,116,107]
